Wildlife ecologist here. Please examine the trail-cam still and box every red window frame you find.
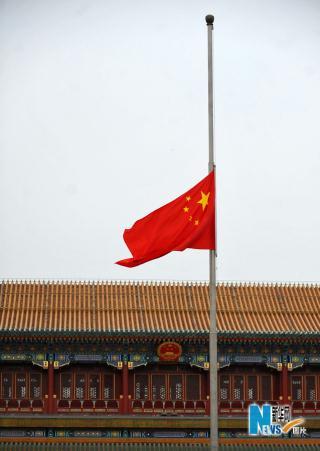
[219,373,274,402]
[134,372,201,401]
[59,369,116,400]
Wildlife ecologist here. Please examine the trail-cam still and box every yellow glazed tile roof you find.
[0,281,319,337]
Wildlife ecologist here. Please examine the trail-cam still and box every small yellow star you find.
[183,206,189,213]
[186,196,191,202]
[194,219,199,226]
[197,191,210,211]
[188,215,193,221]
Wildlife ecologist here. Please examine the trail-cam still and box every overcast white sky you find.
[0,0,319,282]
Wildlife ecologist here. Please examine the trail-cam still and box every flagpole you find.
[206,14,218,451]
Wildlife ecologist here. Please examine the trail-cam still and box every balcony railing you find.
[0,399,44,413]
[0,398,208,415]
[4,398,317,417]
[131,399,208,415]
[219,400,281,416]
[218,400,320,416]
[56,399,119,413]
[291,400,320,415]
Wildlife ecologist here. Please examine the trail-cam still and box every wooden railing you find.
[131,399,208,415]
[56,399,119,413]
[5,398,317,417]
[218,400,320,416]
[0,398,208,415]
[291,400,320,415]
[0,398,283,416]
[0,399,44,413]
[219,400,280,416]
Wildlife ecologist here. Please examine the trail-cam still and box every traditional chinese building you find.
[0,280,319,446]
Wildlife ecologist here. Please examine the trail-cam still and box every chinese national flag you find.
[116,171,215,267]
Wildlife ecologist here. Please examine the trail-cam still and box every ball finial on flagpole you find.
[205,15,214,25]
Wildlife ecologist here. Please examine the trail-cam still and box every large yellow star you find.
[197,191,210,210]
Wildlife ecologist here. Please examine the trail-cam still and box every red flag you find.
[116,171,215,267]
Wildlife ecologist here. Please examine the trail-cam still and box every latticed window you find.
[247,376,257,401]
[169,375,183,400]
[89,374,100,399]
[233,375,243,400]
[30,374,41,399]
[218,374,273,402]
[186,375,199,400]
[306,376,316,401]
[292,376,302,400]
[103,374,114,399]
[261,375,271,401]
[61,374,72,399]
[135,374,148,400]
[2,373,13,399]
[75,374,86,400]
[219,375,230,401]
[152,375,166,400]
[16,373,27,398]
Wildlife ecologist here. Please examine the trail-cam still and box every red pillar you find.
[280,363,289,404]
[47,361,54,414]
[122,362,129,414]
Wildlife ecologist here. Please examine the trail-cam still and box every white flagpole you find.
[206,14,218,450]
